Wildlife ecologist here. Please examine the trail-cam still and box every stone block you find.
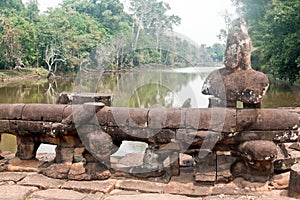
[72,93,113,106]
[40,163,71,179]
[0,120,10,133]
[83,192,104,200]
[29,188,87,200]
[288,163,300,198]
[68,163,90,180]
[115,179,165,193]
[185,108,236,133]
[7,157,44,172]
[22,104,66,122]
[85,162,111,180]
[0,172,27,182]
[148,108,185,129]
[150,129,176,144]
[128,108,149,128]
[239,109,299,131]
[0,185,38,200]
[16,137,39,160]
[0,104,25,120]
[236,109,257,131]
[18,173,66,189]
[62,179,116,193]
[59,136,82,148]
[96,106,110,126]
[55,147,74,163]
[194,152,235,183]
[16,121,51,135]
[110,107,148,128]
[106,194,198,200]
[164,182,212,197]
[224,130,299,144]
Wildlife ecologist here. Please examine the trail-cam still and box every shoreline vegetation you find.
[0,68,48,83]
[1,1,299,84]
[0,0,224,80]
[0,65,299,88]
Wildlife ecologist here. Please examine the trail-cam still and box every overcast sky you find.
[22,0,237,46]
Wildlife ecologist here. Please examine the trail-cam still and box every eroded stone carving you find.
[202,18,269,108]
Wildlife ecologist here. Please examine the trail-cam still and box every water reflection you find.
[112,69,210,108]
[262,85,300,108]
[129,83,175,108]
[0,77,75,104]
[0,67,299,108]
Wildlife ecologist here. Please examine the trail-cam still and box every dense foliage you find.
[202,43,226,63]
[232,0,300,84]
[0,0,213,73]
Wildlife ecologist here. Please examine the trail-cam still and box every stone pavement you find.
[0,152,297,200]
[0,171,296,200]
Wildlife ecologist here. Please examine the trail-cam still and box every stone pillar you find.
[15,136,40,160]
[194,151,217,183]
[55,135,83,163]
[288,163,300,198]
[169,152,180,176]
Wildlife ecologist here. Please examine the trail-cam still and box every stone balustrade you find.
[0,103,299,183]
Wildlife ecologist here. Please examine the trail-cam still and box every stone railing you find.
[0,102,299,183]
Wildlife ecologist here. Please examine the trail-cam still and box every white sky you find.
[22,0,237,46]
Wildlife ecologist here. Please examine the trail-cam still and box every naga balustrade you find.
[0,103,299,182]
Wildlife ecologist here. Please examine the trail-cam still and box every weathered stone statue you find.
[202,18,269,108]
[198,18,278,183]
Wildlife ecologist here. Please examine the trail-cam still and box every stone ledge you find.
[0,185,38,199]
[29,188,87,200]
[61,179,116,193]
[18,173,66,189]
[115,179,165,193]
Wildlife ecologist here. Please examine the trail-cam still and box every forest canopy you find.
[232,0,300,84]
[0,0,213,73]
[1,0,299,84]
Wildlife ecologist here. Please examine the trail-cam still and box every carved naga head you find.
[224,18,252,71]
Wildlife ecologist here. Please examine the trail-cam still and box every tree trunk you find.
[134,26,141,51]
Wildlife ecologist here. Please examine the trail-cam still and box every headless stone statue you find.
[202,18,269,108]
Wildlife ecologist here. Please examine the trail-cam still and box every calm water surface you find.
[1,67,299,153]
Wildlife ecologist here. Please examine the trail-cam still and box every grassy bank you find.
[0,68,48,82]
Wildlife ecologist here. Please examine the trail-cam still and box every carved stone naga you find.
[202,18,269,108]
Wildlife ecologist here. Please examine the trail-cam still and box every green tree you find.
[36,8,108,72]
[0,0,24,13]
[204,43,226,63]
[0,16,22,69]
[129,0,181,50]
[62,0,131,35]
[0,13,36,69]
[232,0,300,84]
[23,0,39,23]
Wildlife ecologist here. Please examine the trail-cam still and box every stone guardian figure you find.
[202,18,269,108]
